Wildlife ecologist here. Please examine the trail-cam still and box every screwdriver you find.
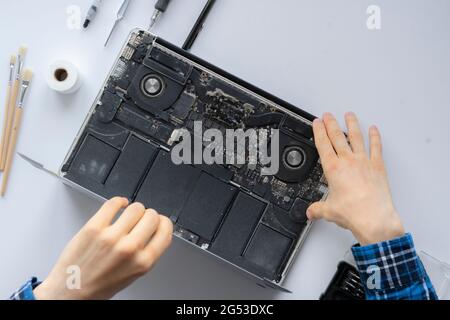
[105,0,132,47]
[148,0,172,30]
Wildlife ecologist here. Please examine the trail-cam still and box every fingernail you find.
[306,209,312,220]
[146,209,158,216]
[313,118,321,124]
[323,112,333,119]
[345,111,355,117]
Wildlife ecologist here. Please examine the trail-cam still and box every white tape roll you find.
[46,60,82,94]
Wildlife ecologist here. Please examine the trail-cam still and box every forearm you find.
[352,233,438,300]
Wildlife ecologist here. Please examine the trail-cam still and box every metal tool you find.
[105,0,131,47]
[148,0,172,30]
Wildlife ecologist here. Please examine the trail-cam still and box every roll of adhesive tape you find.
[47,60,82,94]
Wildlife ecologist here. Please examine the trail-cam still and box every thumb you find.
[306,201,328,220]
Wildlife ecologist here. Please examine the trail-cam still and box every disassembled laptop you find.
[58,29,328,291]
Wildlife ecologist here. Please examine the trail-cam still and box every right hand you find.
[34,197,173,300]
[307,112,405,246]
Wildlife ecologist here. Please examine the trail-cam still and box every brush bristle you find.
[10,54,16,65]
[18,46,27,57]
[22,69,33,82]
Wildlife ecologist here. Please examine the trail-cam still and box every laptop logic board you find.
[61,30,328,286]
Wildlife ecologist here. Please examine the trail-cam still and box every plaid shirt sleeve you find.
[352,233,438,300]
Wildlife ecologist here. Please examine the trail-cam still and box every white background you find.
[0,0,449,299]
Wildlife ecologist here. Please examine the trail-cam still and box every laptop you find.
[59,29,328,291]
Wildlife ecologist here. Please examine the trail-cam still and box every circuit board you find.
[61,30,328,285]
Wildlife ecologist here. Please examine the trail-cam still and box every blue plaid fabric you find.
[9,277,40,300]
[352,233,438,300]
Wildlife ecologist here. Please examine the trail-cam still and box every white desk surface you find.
[0,0,449,299]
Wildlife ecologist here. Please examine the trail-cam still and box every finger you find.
[87,197,129,228]
[125,209,160,248]
[345,112,366,154]
[110,202,146,237]
[313,118,337,167]
[322,113,352,156]
[369,125,383,163]
[141,216,173,265]
[306,201,328,220]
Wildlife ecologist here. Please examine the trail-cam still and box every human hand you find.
[307,112,405,245]
[34,197,173,300]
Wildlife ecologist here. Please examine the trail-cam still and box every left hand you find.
[34,197,173,300]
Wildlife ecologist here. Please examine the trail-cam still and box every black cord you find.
[182,0,217,51]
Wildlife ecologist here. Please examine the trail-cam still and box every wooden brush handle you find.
[0,79,20,170]
[0,85,12,171]
[1,107,23,197]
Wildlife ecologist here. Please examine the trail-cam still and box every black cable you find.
[182,0,217,51]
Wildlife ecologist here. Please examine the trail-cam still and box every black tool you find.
[83,0,103,29]
[149,0,172,30]
[182,0,217,51]
[321,261,365,300]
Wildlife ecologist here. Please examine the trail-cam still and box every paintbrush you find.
[0,55,16,171]
[0,46,27,170]
[1,69,33,197]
